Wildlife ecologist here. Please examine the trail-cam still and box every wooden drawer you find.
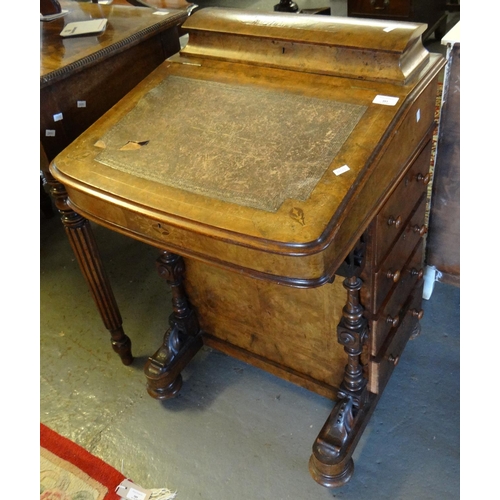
[370,193,427,313]
[348,0,411,19]
[373,139,432,268]
[368,283,424,394]
[370,239,424,356]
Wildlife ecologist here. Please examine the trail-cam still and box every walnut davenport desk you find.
[50,9,445,488]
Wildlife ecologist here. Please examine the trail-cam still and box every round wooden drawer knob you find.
[412,224,428,237]
[386,315,399,328]
[410,308,424,320]
[416,173,431,185]
[410,268,424,280]
[388,354,400,366]
[386,269,401,282]
[387,215,402,228]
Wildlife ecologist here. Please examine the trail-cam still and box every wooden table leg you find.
[309,275,371,487]
[44,172,133,365]
[144,251,203,399]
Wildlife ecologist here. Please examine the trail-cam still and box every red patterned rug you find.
[40,423,125,500]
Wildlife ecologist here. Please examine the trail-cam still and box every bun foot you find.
[309,455,354,488]
[111,331,134,366]
[146,373,183,400]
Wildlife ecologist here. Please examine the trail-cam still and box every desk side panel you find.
[184,259,347,399]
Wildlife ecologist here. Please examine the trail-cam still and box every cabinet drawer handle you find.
[410,268,424,280]
[412,224,428,237]
[410,308,424,320]
[416,173,431,185]
[387,215,402,228]
[386,269,401,282]
[386,315,399,328]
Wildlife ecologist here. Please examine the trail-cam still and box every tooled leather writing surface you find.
[95,75,367,212]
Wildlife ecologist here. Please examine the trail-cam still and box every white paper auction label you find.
[372,95,399,106]
[333,165,350,176]
[115,479,151,500]
[126,488,147,500]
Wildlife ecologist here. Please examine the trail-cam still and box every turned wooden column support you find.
[309,275,369,488]
[44,172,133,365]
[144,251,203,400]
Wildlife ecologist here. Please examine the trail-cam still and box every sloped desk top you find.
[51,8,444,286]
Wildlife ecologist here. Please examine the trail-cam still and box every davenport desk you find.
[41,0,188,355]
[50,8,445,487]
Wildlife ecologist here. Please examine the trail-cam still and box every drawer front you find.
[370,240,424,356]
[371,194,427,313]
[373,139,432,267]
[368,284,424,394]
[348,0,411,18]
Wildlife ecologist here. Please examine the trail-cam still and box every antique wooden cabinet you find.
[41,0,187,336]
[426,22,460,286]
[348,0,448,40]
[40,1,187,163]
[49,9,445,487]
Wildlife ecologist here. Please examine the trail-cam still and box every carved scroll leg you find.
[309,398,356,487]
[45,172,133,365]
[144,251,203,400]
[309,276,369,488]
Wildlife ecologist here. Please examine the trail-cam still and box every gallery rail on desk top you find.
[181,7,430,84]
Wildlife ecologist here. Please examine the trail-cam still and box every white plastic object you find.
[422,265,442,300]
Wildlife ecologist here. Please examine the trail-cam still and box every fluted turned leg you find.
[45,172,133,365]
[309,275,370,488]
[144,251,203,400]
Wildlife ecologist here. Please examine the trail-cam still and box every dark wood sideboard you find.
[425,22,460,285]
[49,8,445,488]
[41,1,188,162]
[348,0,448,40]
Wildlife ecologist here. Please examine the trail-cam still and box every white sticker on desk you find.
[53,112,63,122]
[333,165,350,176]
[45,130,56,137]
[77,101,87,108]
[373,95,399,106]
